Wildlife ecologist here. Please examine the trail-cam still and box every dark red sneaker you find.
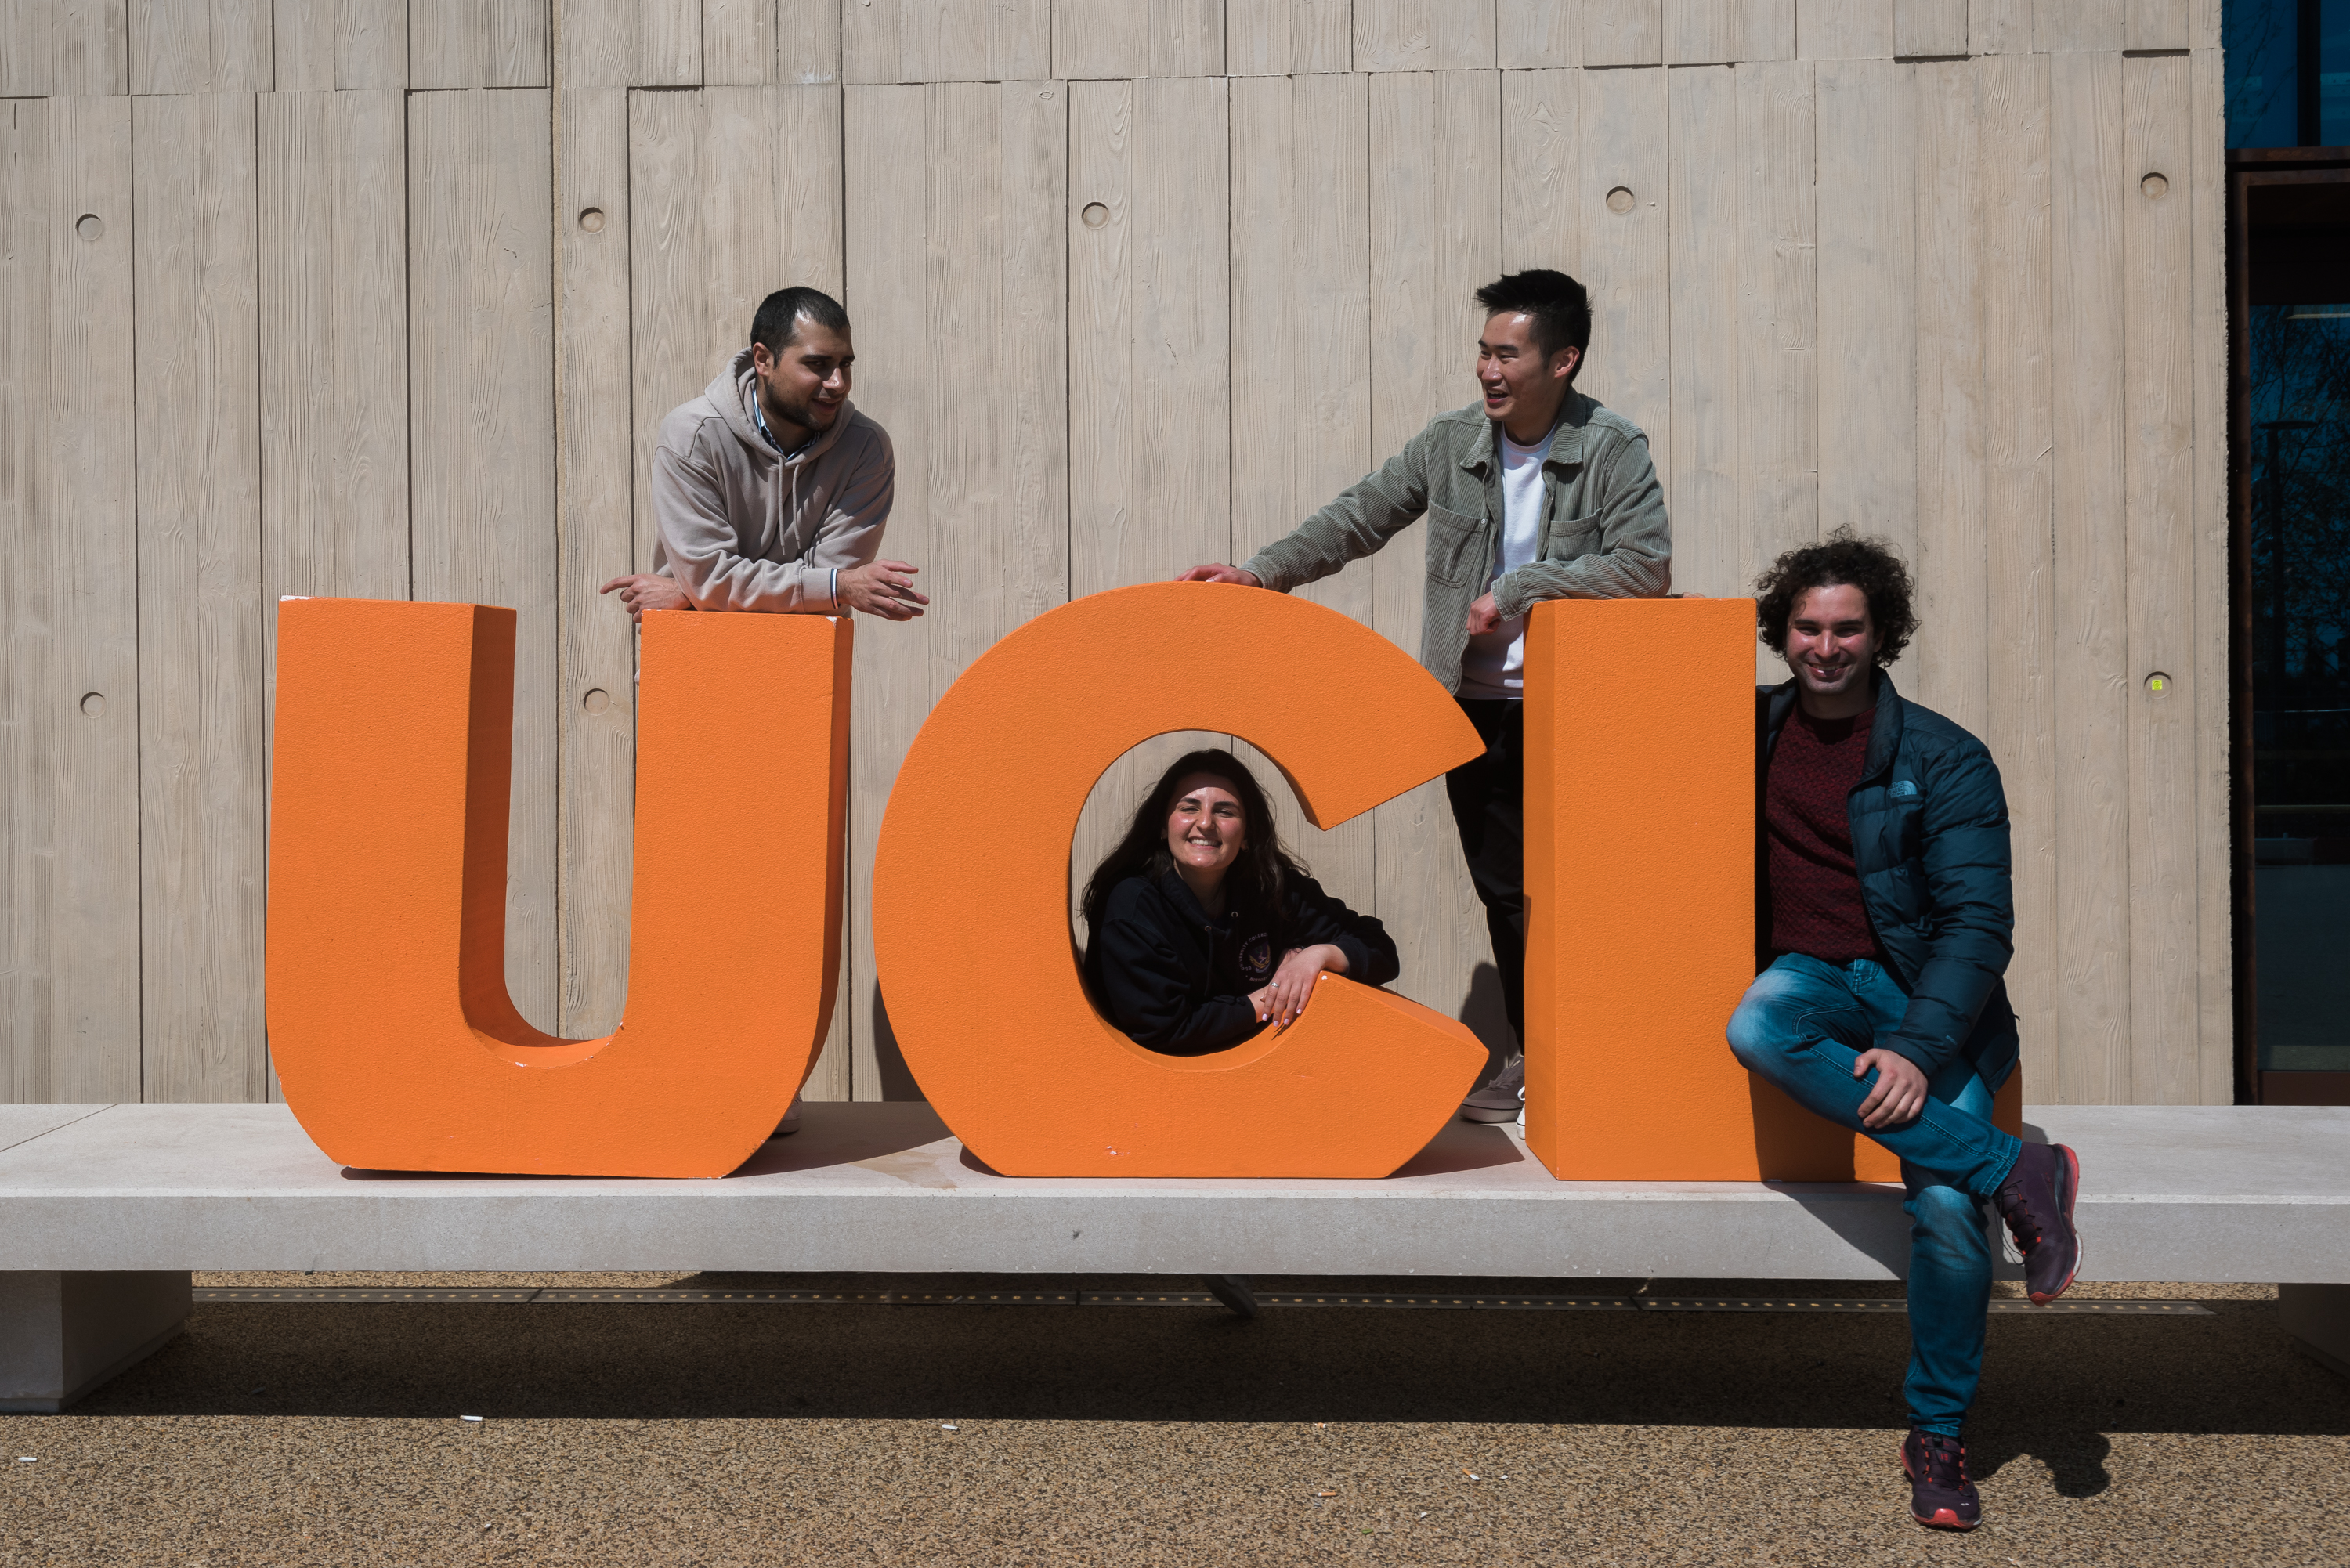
[1994,1140,2083,1305]
[1902,1429,1979,1530]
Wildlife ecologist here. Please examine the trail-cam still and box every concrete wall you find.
[0,0,2233,1107]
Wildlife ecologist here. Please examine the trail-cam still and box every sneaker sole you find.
[2029,1143,2083,1306]
[1911,1508,1979,1531]
[1459,1105,1523,1124]
[1900,1452,1979,1531]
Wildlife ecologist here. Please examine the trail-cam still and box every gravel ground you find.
[2,1275,2342,1566]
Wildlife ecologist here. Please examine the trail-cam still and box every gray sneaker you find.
[770,1094,804,1138]
[1459,1053,1524,1123]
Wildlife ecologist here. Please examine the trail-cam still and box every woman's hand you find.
[1253,943,1349,1030]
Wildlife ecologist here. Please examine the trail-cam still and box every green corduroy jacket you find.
[1237,393,1673,693]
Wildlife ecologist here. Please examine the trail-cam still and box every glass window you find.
[2229,0,2350,148]
[2248,302,2350,1072]
[2328,0,2350,144]
[2231,0,2303,147]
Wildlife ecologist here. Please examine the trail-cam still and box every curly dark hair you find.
[1754,529,1918,665]
[1079,750,1312,935]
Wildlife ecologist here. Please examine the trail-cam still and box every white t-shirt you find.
[1457,428,1552,700]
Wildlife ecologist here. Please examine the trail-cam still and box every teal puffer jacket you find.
[1755,670,2020,1091]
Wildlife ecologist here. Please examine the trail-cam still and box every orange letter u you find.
[266,599,849,1177]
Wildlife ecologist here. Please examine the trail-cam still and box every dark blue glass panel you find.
[2230,0,2303,147]
[2326,0,2350,144]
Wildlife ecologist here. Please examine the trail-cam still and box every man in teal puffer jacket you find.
[1725,532,2084,1535]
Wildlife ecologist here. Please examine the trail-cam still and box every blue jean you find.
[1726,955,2023,1436]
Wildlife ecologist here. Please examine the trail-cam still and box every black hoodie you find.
[1083,869,1402,1056]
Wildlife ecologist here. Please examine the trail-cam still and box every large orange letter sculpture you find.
[1520,598,2019,1180]
[871,582,1491,1178]
[266,600,850,1177]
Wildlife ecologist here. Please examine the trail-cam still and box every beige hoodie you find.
[650,348,895,611]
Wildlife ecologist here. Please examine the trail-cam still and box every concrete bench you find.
[5,1101,2348,1411]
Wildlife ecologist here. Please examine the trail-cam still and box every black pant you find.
[1444,697,1526,1052]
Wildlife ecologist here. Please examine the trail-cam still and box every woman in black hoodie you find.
[1080,749,1400,1055]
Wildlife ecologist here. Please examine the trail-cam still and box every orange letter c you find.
[872,583,1491,1178]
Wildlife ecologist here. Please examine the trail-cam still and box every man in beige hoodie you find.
[602,285,925,621]
[604,288,919,1140]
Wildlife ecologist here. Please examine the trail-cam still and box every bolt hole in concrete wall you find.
[581,688,610,714]
[74,212,102,240]
[1066,735,1515,1068]
[1605,186,1635,213]
[578,207,605,233]
[2142,172,2170,199]
[1080,201,1109,229]
[79,692,104,717]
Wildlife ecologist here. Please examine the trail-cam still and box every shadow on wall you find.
[1456,961,1514,1077]
[868,987,927,1101]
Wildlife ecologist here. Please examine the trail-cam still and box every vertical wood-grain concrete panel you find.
[1229,0,1351,72]
[1,0,129,93]
[702,0,840,83]
[131,0,271,92]
[2122,52,2196,1104]
[1893,0,1965,56]
[1666,63,1737,598]
[1911,58,1988,737]
[1,96,140,1104]
[410,0,546,86]
[1357,0,1495,70]
[1665,0,1791,63]
[842,0,1048,84]
[1501,67,1577,273]
[555,88,638,1047]
[2050,49,2130,1105]
[1495,0,1575,67]
[627,86,844,575]
[1814,58,1916,566]
[408,89,559,1035]
[1795,0,1889,59]
[844,80,1066,1100]
[1576,67,1667,493]
[2186,45,2229,1102]
[1369,68,1506,1058]
[1230,71,1376,911]
[273,0,407,88]
[564,0,699,87]
[2126,0,2189,49]
[1057,0,1222,78]
[1068,76,1231,942]
[1734,58,1817,676]
[256,93,409,1062]
[133,93,267,1102]
[1978,52,2058,1099]
[1583,0,1660,64]
[843,83,927,1101]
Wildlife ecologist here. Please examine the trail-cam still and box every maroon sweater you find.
[1765,703,1881,966]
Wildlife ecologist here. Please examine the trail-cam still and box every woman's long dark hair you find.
[1079,749,1313,931]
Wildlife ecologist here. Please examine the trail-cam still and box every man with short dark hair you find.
[603,287,924,1140]
[602,285,927,623]
[1180,269,1671,1120]
[1726,531,2084,1534]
